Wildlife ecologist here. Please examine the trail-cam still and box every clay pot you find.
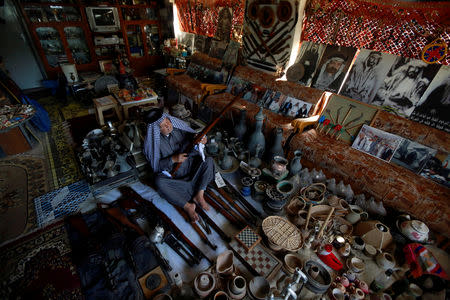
[329,288,345,300]
[350,288,365,300]
[339,242,351,257]
[194,272,216,298]
[276,180,294,196]
[364,244,377,257]
[340,276,350,287]
[271,156,288,177]
[345,205,368,224]
[357,280,369,294]
[294,210,309,226]
[289,150,302,176]
[354,220,393,250]
[347,257,365,273]
[228,276,246,299]
[214,291,230,300]
[308,265,319,279]
[248,276,270,300]
[216,250,234,276]
[376,252,396,271]
[352,236,365,250]
[283,254,303,274]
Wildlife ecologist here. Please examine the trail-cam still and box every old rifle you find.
[206,188,249,227]
[195,206,232,243]
[172,204,217,250]
[204,193,241,228]
[213,186,256,225]
[223,178,263,219]
[163,232,199,266]
[170,90,247,176]
[120,186,212,265]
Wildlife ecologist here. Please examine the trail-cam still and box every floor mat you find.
[0,220,83,299]
[0,156,48,244]
[34,180,92,227]
[40,97,83,189]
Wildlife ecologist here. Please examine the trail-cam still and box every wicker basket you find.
[262,216,303,251]
[300,183,326,204]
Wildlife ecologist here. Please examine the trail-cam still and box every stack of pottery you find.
[330,274,369,300]
[264,185,287,214]
[194,272,216,298]
[227,276,246,299]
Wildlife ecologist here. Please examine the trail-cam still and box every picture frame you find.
[391,139,437,173]
[99,60,116,74]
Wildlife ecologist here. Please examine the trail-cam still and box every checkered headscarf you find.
[144,113,196,172]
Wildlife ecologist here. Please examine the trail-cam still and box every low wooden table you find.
[93,96,123,126]
[114,94,159,119]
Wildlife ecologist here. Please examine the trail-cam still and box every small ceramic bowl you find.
[248,276,270,300]
[364,244,377,257]
[283,254,303,274]
[347,257,365,273]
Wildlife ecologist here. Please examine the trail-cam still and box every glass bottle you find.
[370,269,394,293]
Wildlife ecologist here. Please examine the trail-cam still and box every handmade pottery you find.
[299,168,313,188]
[376,252,396,270]
[220,148,233,170]
[283,254,303,274]
[194,272,216,298]
[234,109,247,140]
[355,221,393,250]
[228,276,246,299]
[347,257,365,273]
[357,280,369,294]
[276,180,294,196]
[326,178,337,194]
[268,128,284,159]
[216,250,234,276]
[336,180,347,197]
[312,169,326,183]
[329,288,345,300]
[364,244,377,257]
[154,294,172,300]
[396,215,429,243]
[271,156,288,177]
[289,150,302,176]
[340,276,350,287]
[308,265,319,279]
[354,194,367,210]
[344,184,354,202]
[248,107,265,157]
[339,242,351,257]
[248,276,270,300]
[214,291,230,300]
[206,137,219,155]
[345,205,369,224]
[352,236,365,250]
[350,288,365,300]
[294,210,309,226]
[248,144,263,168]
[252,180,268,202]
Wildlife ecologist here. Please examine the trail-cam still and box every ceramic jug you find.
[206,137,219,155]
[220,148,233,170]
[248,144,262,168]
[234,109,247,140]
[289,150,302,176]
[396,215,429,242]
[248,107,265,157]
[268,128,284,159]
[345,205,369,224]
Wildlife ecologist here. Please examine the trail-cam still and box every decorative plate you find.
[262,216,302,251]
[421,38,448,64]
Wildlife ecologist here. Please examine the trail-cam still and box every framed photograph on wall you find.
[391,139,437,173]
[419,151,450,188]
[352,125,403,162]
[99,60,116,74]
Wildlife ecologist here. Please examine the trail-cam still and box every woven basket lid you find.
[262,216,302,251]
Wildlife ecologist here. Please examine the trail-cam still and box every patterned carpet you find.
[0,220,83,299]
[39,97,84,189]
[0,156,49,244]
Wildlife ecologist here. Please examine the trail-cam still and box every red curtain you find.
[302,0,450,65]
[175,0,245,38]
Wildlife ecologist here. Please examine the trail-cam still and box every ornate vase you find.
[248,107,265,157]
[289,150,302,176]
[269,127,284,159]
[234,109,247,140]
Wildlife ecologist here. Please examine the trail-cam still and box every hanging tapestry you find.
[175,0,245,40]
[302,0,450,66]
[242,0,299,75]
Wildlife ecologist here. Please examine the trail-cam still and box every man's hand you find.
[172,153,188,163]
[199,135,207,144]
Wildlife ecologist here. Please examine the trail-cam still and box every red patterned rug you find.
[0,220,83,299]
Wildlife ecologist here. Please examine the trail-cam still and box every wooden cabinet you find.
[19,0,163,77]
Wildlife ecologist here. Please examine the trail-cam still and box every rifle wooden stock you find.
[98,204,146,236]
[205,189,248,227]
[195,206,232,243]
[170,90,246,176]
[223,178,263,219]
[119,186,211,264]
[204,193,241,227]
[172,205,217,250]
[215,187,256,224]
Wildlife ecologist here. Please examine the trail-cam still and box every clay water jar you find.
[216,250,234,276]
[352,236,365,250]
[194,272,216,298]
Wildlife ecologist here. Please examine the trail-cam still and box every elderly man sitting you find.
[143,109,215,222]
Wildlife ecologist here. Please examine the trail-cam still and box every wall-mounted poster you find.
[286,41,327,86]
[242,0,299,75]
[371,57,441,117]
[310,45,357,93]
[317,94,378,143]
[215,7,232,42]
[339,49,397,103]
[352,125,403,162]
[410,65,450,133]
[178,31,195,52]
[391,139,437,173]
[419,151,450,188]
